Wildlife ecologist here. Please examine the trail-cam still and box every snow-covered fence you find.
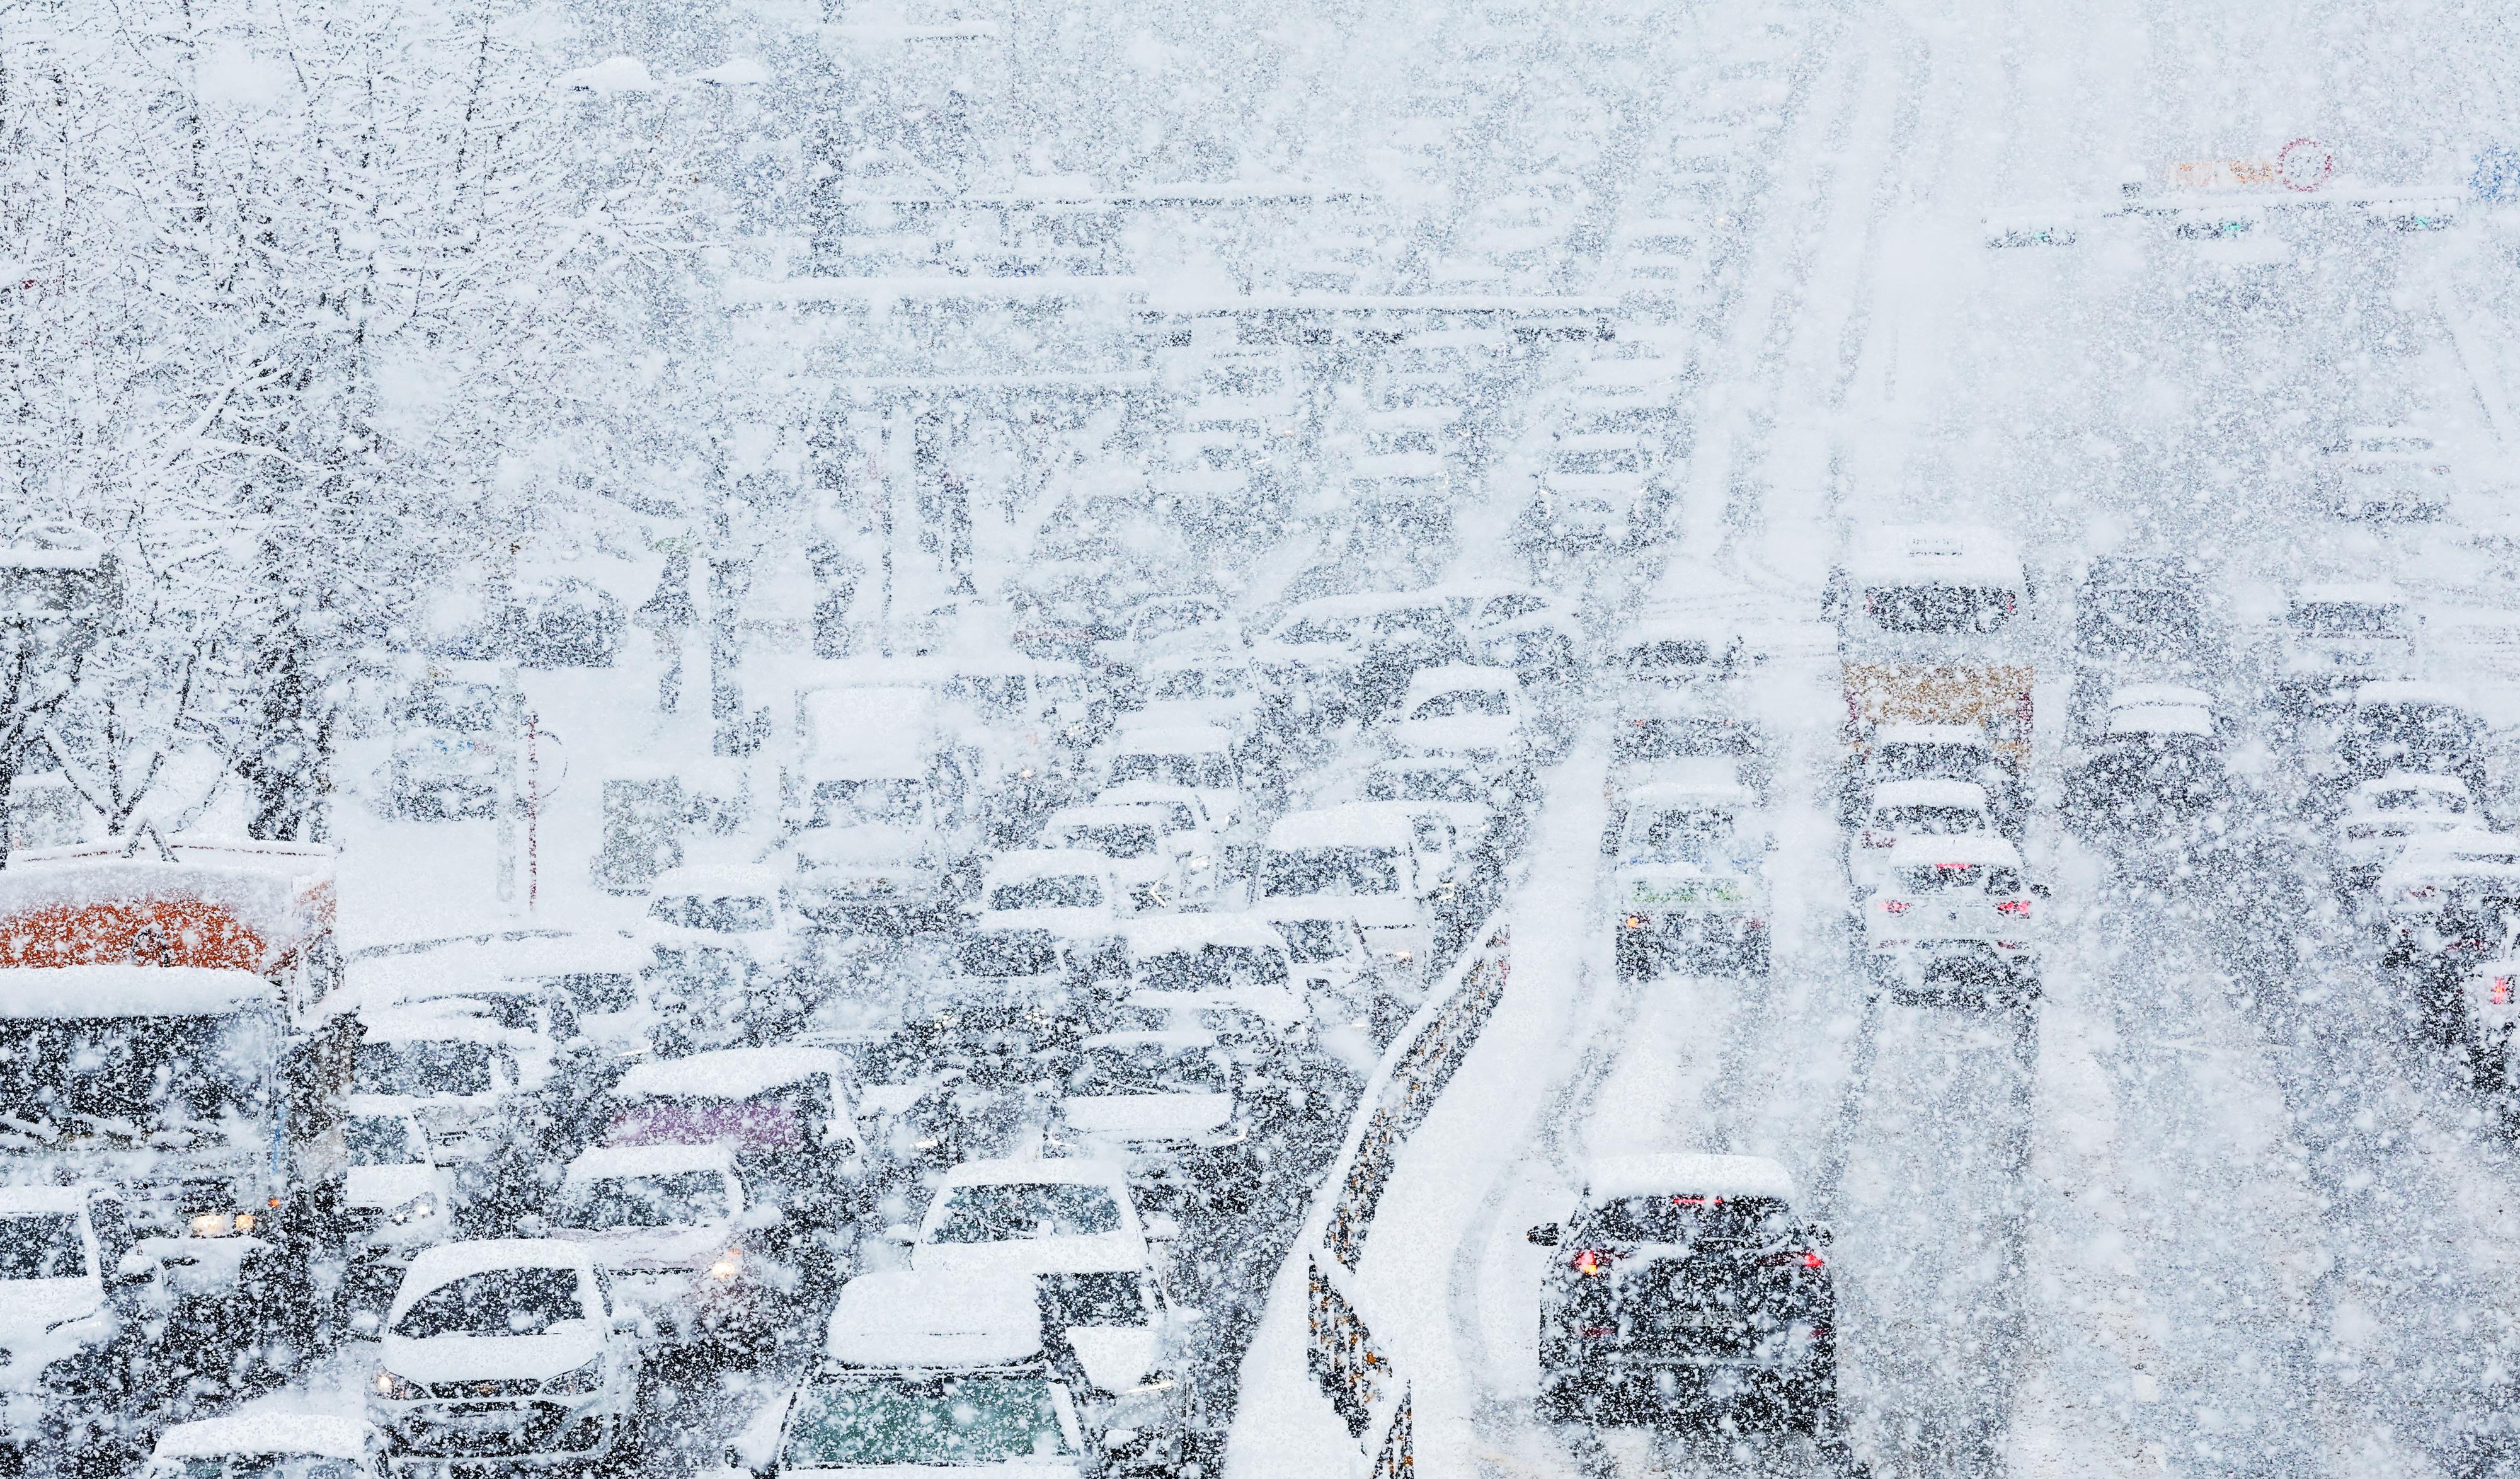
[1300,919,1511,1475]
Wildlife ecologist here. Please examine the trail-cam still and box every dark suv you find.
[1528,1154,1835,1431]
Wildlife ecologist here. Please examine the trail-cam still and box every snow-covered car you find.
[1123,913,1303,1035]
[551,1144,789,1350]
[1831,524,2026,637]
[1609,779,1771,977]
[1099,725,1244,832]
[1252,804,1461,987]
[1045,1030,1256,1209]
[2376,831,2520,1024]
[2279,584,2419,686]
[1862,836,2044,1006]
[638,864,806,1052]
[949,850,1134,1034]
[2461,958,2520,1087]
[2063,703,2229,820]
[369,1240,645,1473]
[1264,915,1390,1028]
[1434,580,1584,680]
[2339,682,2485,795]
[1612,688,1773,801]
[729,1270,1089,1478]
[909,1159,1168,1282]
[1383,664,1530,770]
[1527,1154,1833,1430]
[141,1415,387,1479]
[1850,723,2019,828]
[1131,649,1262,742]
[350,1010,546,1166]
[2073,557,2218,670]
[1613,614,1757,689]
[1095,782,1247,874]
[380,673,505,820]
[2323,425,2453,519]
[2335,773,2478,891]
[1521,433,1654,550]
[0,1186,165,1470]
[1247,600,1372,727]
[784,685,993,932]
[1849,780,1995,894]
[974,849,1133,924]
[343,1098,457,1304]
[1038,803,1222,912]
[604,1047,869,1258]
[1360,757,1499,853]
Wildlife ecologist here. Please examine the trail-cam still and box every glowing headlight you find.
[374,1369,425,1401]
[190,1211,258,1238]
[541,1357,604,1395]
[708,1248,743,1282]
[1187,855,1214,872]
[388,1194,438,1226]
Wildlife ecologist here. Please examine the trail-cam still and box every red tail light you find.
[1881,900,1910,915]
[1861,831,1891,848]
[1571,1248,1618,1277]
[1995,899,2031,917]
[2494,977,2512,1006]
[1580,1325,1616,1338]
[1757,1249,1826,1269]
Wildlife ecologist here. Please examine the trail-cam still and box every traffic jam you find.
[4,1,2520,1475]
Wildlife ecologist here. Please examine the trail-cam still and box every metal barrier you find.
[1297,920,1512,1473]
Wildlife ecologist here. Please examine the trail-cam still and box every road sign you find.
[2277,137,2334,192]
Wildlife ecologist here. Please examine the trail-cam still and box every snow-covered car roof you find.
[649,864,786,898]
[1843,524,2024,586]
[2107,682,2213,711]
[614,1045,848,1102]
[1283,590,1452,621]
[2293,582,2407,607]
[1621,611,1745,645]
[983,849,1120,887]
[564,1141,737,1184]
[1078,1028,1220,1054]
[797,686,939,778]
[1885,835,2025,869]
[355,1008,527,1048]
[151,1415,372,1462]
[1106,723,1234,755]
[1139,648,1249,676]
[0,965,273,1020]
[823,1270,1041,1369]
[2106,704,2213,737]
[1584,1153,1797,1204]
[0,1185,96,1215]
[343,1095,430,1122]
[1867,780,1991,810]
[1270,806,1431,851]
[1872,724,1991,748]
[1126,913,1289,958]
[939,1156,1134,1193]
[2353,681,2475,710]
[1622,778,1758,811]
[400,1238,595,1294]
[2384,829,2520,875]
[1620,757,1750,792]
[1096,781,1216,815]
[1401,664,1521,701]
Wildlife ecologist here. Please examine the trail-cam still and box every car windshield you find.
[783,1376,1074,1467]
[2367,788,2465,814]
[1259,846,1400,898]
[1041,1271,1150,1327]
[928,1182,1124,1241]
[1108,752,1234,789]
[1069,1044,1231,1096]
[1412,689,1509,720]
[2362,436,2433,454]
[346,1115,427,1167]
[1624,638,1715,672]
[1580,1194,1796,1245]
[1869,744,1987,782]
[2349,705,2477,762]
[392,1265,586,1338]
[1874,805,1988,837]
[1135,944,1288,993]
[810,778,928,828]
[2289,602,2405,638]
[1862,584,2015,634]
[551,972,638,1014]
[0,1213,88,1279]
[1623,808,1739,863]
[1365,767,1484,804]
[1615,716,1756,760]
[1557,448,1642,474]
[648,893,776,932]
[0,1012,275,1138]
[988,875,1104,911]
[1273,618,1356,646]
[559,1169,732,1230]
[1895,863,2024,894]
[159,1458,363,1479]
[958,929,1062,979]
[391,682,500,732]
[1060,824,1160,860]
[353,1040,495,1098]
[1273,919,1353,964]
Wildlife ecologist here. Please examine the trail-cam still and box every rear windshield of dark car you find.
[1580,1194,1796,1245]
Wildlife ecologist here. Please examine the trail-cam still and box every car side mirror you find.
[881,1222,916,1245]
[1805,1220,1834,1246]
[2030,882,2052,899]
[1526,1223,1561,1247]
[112,1250,158,1285]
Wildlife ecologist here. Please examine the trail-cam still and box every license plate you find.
[444,1411,518,1432]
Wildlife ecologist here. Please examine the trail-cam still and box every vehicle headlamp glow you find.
[708,1248,743,1282]
[388,1194,438,1226]
[189,1210,258,1238]
[541,1357,604,1395]
[1188,855,1213,872]
[374,1368,424,1401]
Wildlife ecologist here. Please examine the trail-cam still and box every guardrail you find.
[1298,918,1511,1475]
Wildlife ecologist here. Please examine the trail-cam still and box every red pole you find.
[526,711,539,912]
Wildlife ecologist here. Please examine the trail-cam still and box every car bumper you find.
[379,1398,625,1470]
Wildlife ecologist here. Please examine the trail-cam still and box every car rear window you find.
[1580,1194,1795,1244]
[929,1183,1123,1242]
[1896,863,2024,894]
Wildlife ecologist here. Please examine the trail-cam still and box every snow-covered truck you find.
[0,841,355,1354]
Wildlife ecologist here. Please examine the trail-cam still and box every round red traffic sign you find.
[2277,137,2334,192]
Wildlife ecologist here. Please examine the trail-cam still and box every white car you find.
[1099,724,1244,831]
[2279,584,2420,684]
[1862,836,2043,1006]
[1359,756,1498,853]
[343,1097,457,1302]
[1853,723,2019,824]
[1252,803,1460,986]
[1384,664,1530,770]
[0,1186,163,1468]
[730,1270,1089,1478]
[369,1240,644,1473]
[638,864,801,1052]
[1046,1032,1254,1209]
[349,1010,543,1166]
[552,1143,781,1349]
[2325,425,2452,519]
[1608,778,1770,977]
[1123,913,1304,1032]
[142,1415,386,1479]
[1036,806,1220,912]
[1850,780,1997,894]
[2336,773,2478,891]
[1132,650,1262,740]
